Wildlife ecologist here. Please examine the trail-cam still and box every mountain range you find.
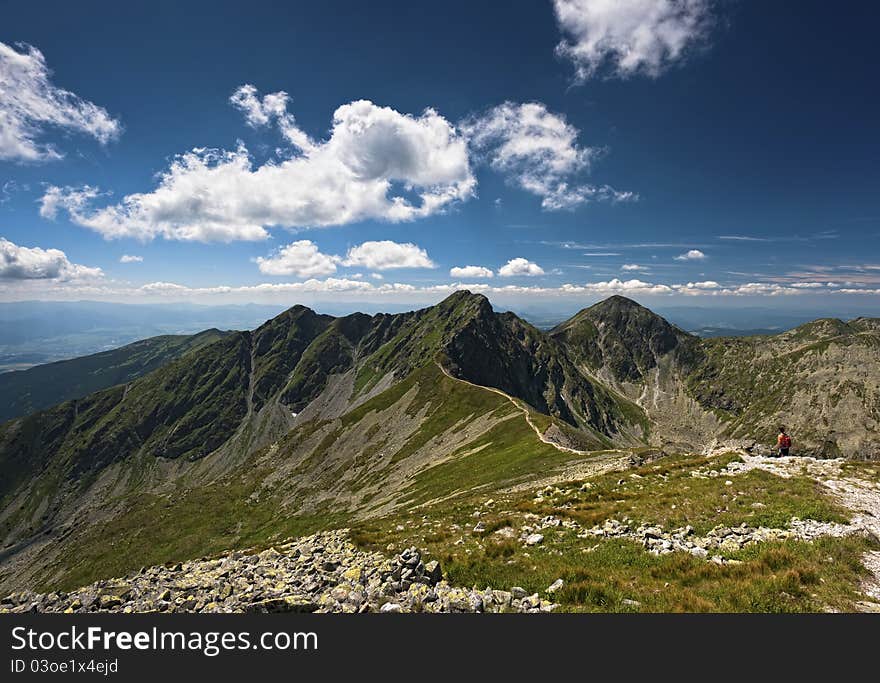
[0,292,877,592]
[0,329,230,423]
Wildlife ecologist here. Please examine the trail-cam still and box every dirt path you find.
[719,453,880,611]
[435,362,592,455]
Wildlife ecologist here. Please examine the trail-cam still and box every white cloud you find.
[254,239,434,276]
[119,254,143,263]
[229,84,315,152]
[0,41,121,162]
[341,240,434,270]
[255,240,338,277]
[450,265,494,278]
[561,278,673,295]
[140,281,188,293]
[140,277,377,296]
[674,249,706,261]
[39,184,101,220]
[553,0,713,80]
[0,237,103,280]
[621,263,647,271]
[1,180,28,204]
[498,257,545,277]
[42,92,474,242]
[717,235,770,242]
[4,271,878,306]
[462,102,635,210]
[370,273,384,280]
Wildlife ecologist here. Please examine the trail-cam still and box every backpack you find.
[780,434,792,449]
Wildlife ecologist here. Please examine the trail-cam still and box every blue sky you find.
[1,0,879,313]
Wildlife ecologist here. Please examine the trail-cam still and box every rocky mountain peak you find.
[551,296,697,383]
[433,290,494,320]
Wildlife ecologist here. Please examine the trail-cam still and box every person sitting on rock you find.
[776,426,792,457]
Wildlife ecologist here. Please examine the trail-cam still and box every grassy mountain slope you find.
[350,453,879,612]
[0,292,649,591]
[358,292,647,444]
[688,318,880,458]
[1,293,878,599]
[0,329,230,423]
[2,363,621,592]
[551,297,880,458]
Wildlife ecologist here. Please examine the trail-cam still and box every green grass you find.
[351,450,874,612]
[519,454,847,534]
[404,416,586,506]
[444,535,872,612]
[0,329,230,424]
[33,462,347,592]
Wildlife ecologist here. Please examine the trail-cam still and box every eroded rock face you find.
[0,530,555,614]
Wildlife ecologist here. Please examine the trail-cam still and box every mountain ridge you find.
[0,292,877,594]
[0,328,231,422]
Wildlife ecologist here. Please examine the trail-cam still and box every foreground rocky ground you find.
[3,452,878,614]
[0,530,556,614]
[716,452,880,611]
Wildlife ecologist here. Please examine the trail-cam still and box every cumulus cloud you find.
[462,102,635,210]
[450,265,494,278]
[498,257,545,277]
[0,41,121,162]
[119,254,143,263]
[253,239,434,276]
[341,240,434,270]
[553,0,714,80]
[561,278,673,295]
[0,237,103,280]
[42,92,474,242]
[621,263,647,271]
[255,240,338,277]
[674,249,706,261]
[229,84,315,152]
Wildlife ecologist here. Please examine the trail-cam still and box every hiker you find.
[776,426,792,457]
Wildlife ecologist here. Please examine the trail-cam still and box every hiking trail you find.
[716,452,880,611]
[436,362,592,455]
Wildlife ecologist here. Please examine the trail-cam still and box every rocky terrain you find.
[581,517,862,563]
[0,530,555,614]
[718,451,880,611]
[0,292,878,608]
